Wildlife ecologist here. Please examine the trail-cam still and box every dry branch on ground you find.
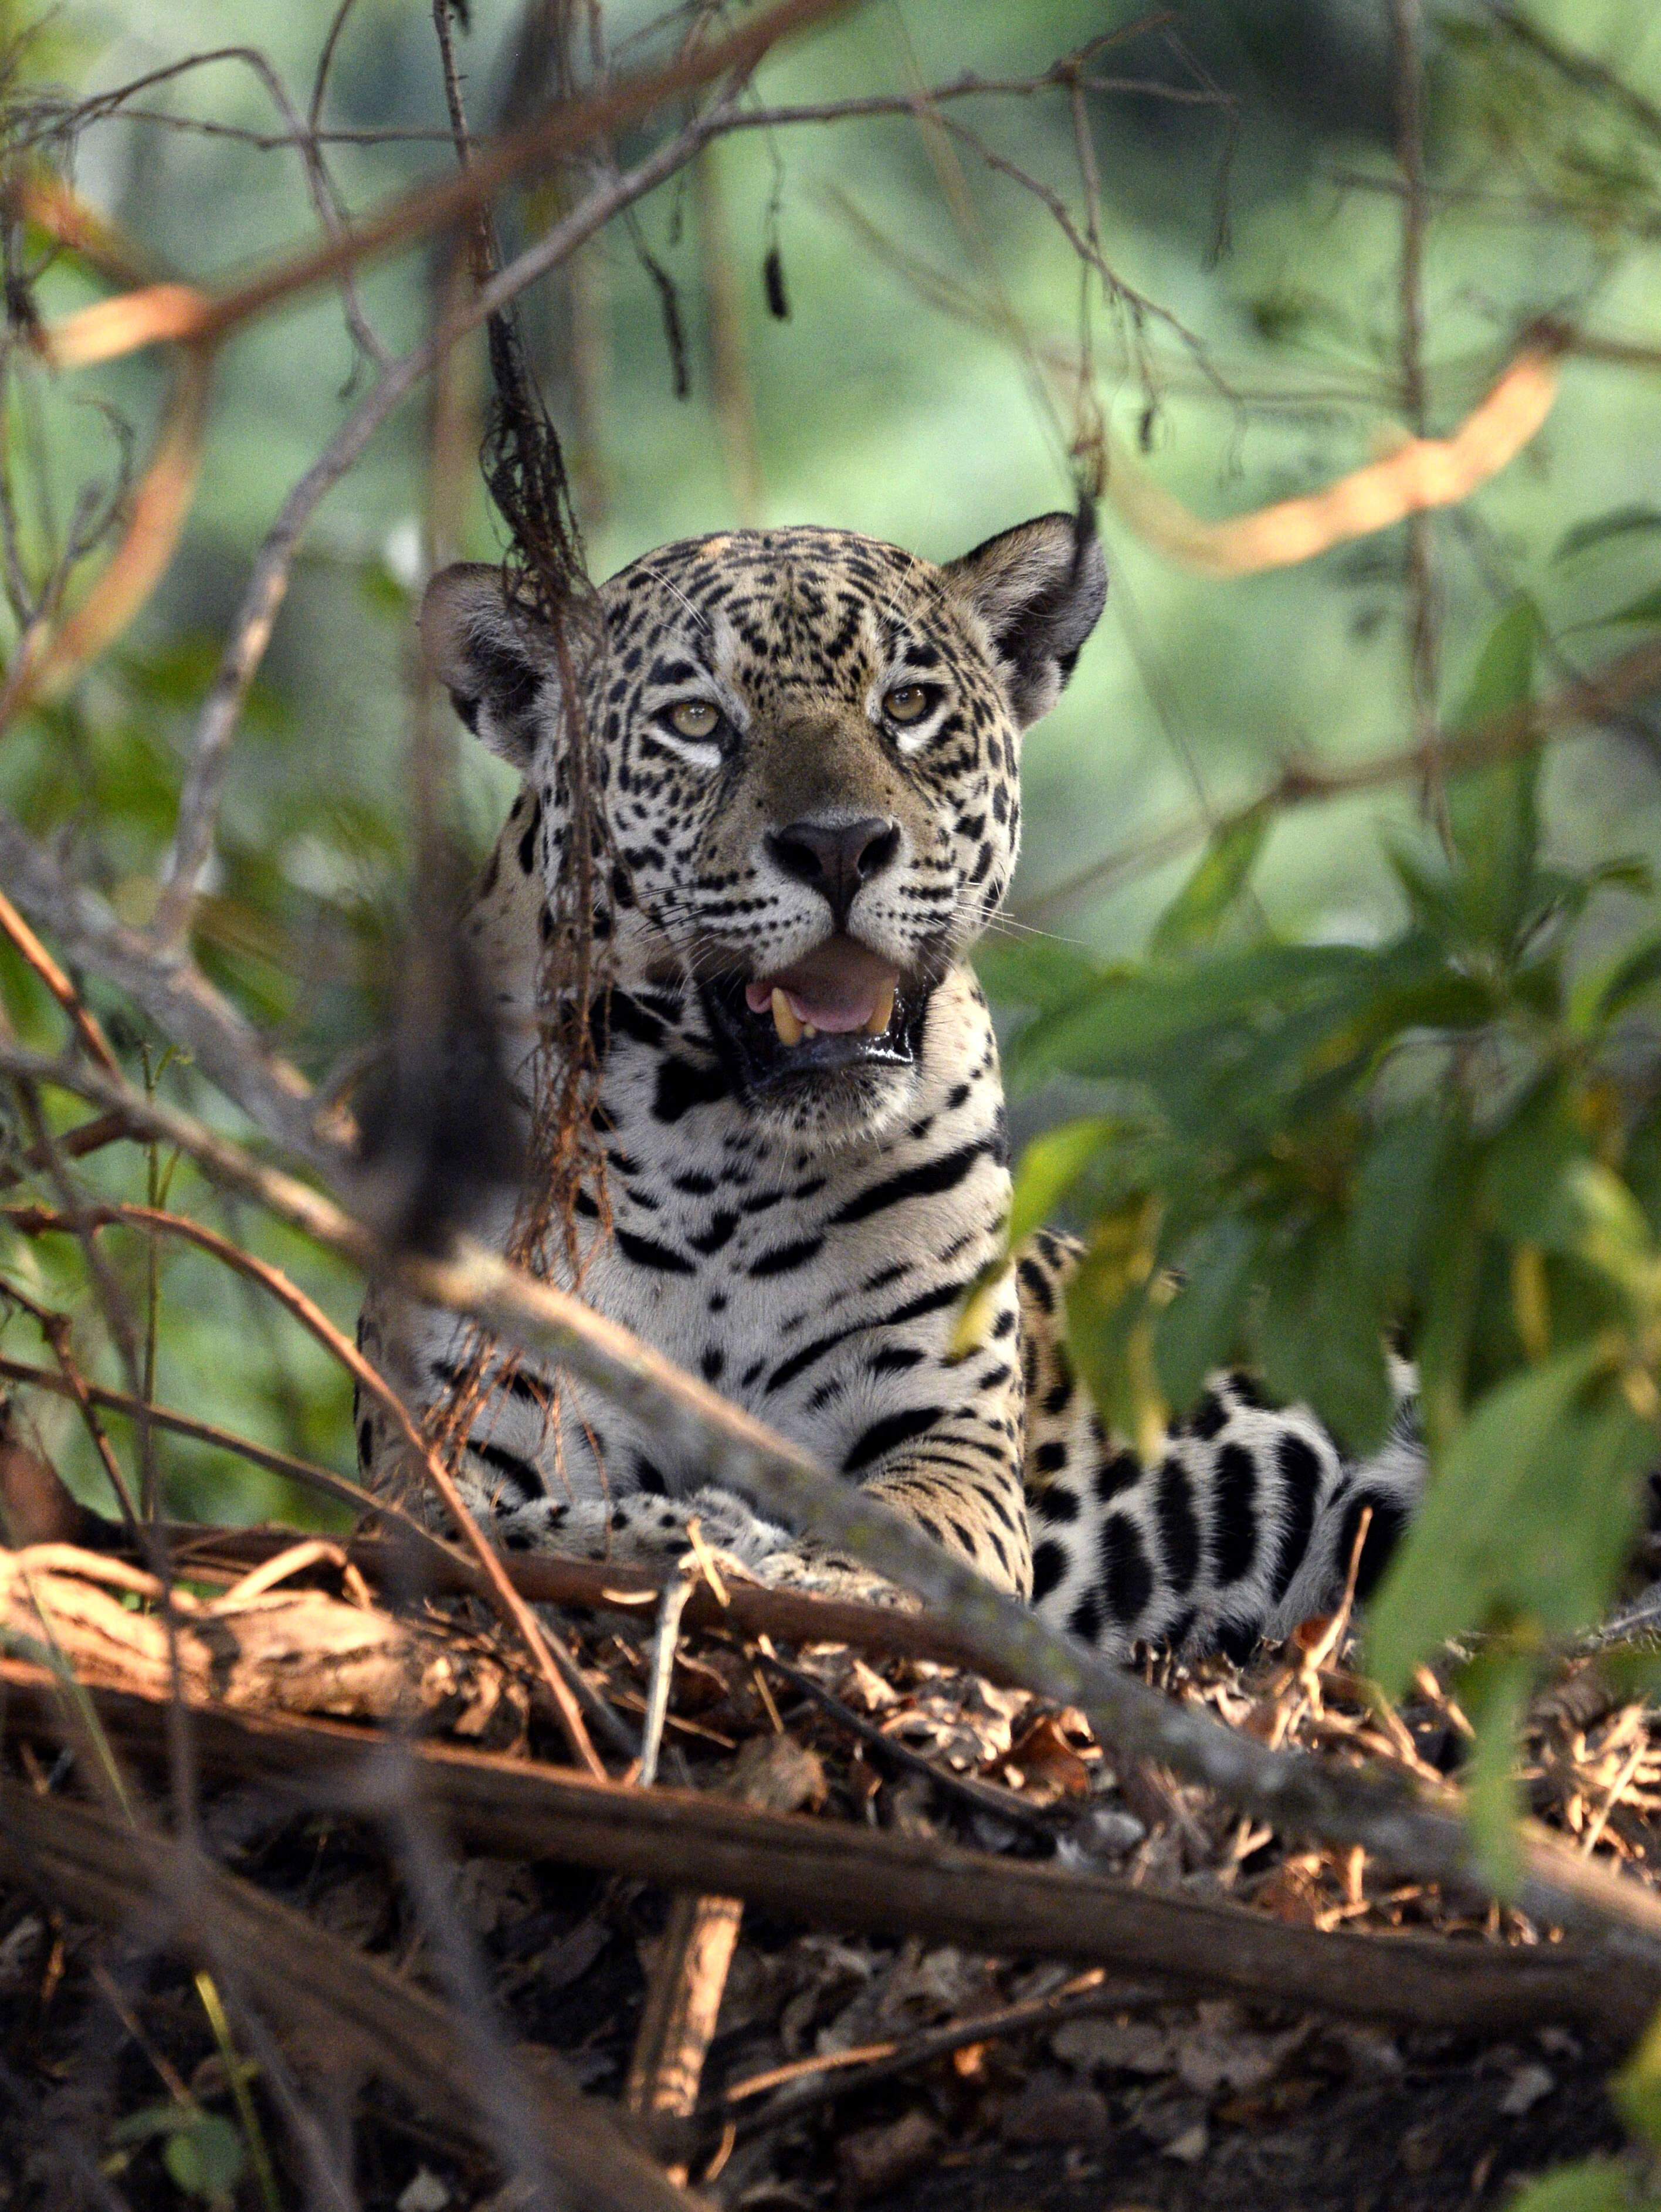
[2,1519,1658,2205]
[8,5,1661,2205]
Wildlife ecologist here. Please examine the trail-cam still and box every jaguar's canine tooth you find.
[866,981,896,1035]
[803,1024,818,1039]
[770,988,803,1046]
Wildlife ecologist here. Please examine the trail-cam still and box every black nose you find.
[765,815,902,928]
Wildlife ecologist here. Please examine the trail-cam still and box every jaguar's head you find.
[422,512,1104,1137]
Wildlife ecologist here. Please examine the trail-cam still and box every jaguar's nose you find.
[764,815,902,929]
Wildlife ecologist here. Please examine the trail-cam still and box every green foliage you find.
[1552,509,1661,563]
[1617,2005,1661,2156]
[1147,805,1272,958]
[984,596,1661,1882]
[1507,2164,1648,2212]
[108,2104,246,2204]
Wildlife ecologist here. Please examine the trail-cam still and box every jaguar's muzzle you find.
[699,936,934,1095]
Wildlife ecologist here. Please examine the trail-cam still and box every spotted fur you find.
[357,513,1425,1660]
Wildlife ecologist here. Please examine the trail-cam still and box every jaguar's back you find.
[357,511,1423,1657]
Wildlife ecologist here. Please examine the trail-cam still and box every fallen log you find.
[0,1540,526,1744]
[112,1518,1057,1676]
[0,1776,699,2212]
[1,1654,1650,2044]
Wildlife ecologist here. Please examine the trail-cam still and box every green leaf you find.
[1591,926,1661,1022]
[1367,1345,1650,1699]
[1148,807,1270,958]
[1006,1117,1123,1251]
[1255,1225,1391,1451]
[1590,583,1661,629]
[1552,505,1661,562]
[1063,1198,1166,1461]
[1618,1995,1661,2150]
[1444,596,1542,947]
[1351,1104,1456,1299]
[972,934,1099,1013]
[1482,1080,1591,1251]
[110,2102,199,2147]
[1451,593,1538,734]
[1387,838,1467,944]
[162,2113,247,2202]
[1006,941,1366,1088]
[1568,1160,1660,1308]
[1412,1137,1486,1455]
[1457,1645,1535,1895]
[1154,1215,1259,1412]
[1506,2160,1641,2212]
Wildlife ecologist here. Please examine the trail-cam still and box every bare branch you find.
[0,886,119,1076]
[1016,630,1661,920]
[1389,0,1443,829]
[9,1037,1661,1960]
[4,1669,1656,2045]
[0,804,326,1164]
[1480,0,1661,149]
[0,1277,140,1527]
[153,96,735,945]
[0,1350,437,1537]
[2,1181,603,1776]
[39,0,860,370]
[0,346,212,727]
[0,1776,701,2212]
[0,1109,135,1193]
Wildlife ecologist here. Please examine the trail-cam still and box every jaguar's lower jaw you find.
[700,941,932,1097]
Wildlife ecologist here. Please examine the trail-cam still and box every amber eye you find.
[668,699,720,740]
[884,682,933,725]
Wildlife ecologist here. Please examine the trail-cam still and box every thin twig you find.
[0,1282,140,1529]
[5,1662,1655,2043]
[1015,629,1661,919]
[4,1196,605,1778]
[0,1110,130,1194]
[151,97,740,946]
[1389,0,1443,832]
[5,1085,152,1517]
[40,0,857,370]
[0,888,119,1077]
[9,1045,1661,1953]
[714,1970,1146,2141]
[0,345,212,730]
[1480,0,1661,150]
[761,1645,1057,1834]
[639,1569,695,1789]
[0,1353,457,1549]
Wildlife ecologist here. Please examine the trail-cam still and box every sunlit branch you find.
[1017,631,1661,920]
[6,1036,1661,1960]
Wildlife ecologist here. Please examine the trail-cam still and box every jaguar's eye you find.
[669,699,720,740]
[883,682,934,726]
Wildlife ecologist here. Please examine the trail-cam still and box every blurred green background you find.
[4,0,1661,1525]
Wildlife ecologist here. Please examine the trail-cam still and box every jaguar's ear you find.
[943,507,1107,727]
[421,563,553,771]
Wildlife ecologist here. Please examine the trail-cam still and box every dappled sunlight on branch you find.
[1108,325,1567,578]
[0,345,212,723]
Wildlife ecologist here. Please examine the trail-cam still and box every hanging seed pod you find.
[763,245,790,321]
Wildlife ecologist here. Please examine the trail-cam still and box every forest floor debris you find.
[0,1526,1657,2207]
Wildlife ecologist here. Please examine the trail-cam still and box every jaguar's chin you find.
[697,934,936,1136]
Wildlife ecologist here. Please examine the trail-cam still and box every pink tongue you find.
[744,979,880,1034]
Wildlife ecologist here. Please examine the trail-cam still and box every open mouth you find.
[699,937,930,1092]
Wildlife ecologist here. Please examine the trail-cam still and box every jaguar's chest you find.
[588,1029,1000,1361]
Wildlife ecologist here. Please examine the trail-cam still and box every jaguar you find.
[356,509,1425,1660]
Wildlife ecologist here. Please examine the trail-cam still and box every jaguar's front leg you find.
[805,1270,1033,1599]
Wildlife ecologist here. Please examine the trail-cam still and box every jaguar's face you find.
[423,514,1104,1136]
